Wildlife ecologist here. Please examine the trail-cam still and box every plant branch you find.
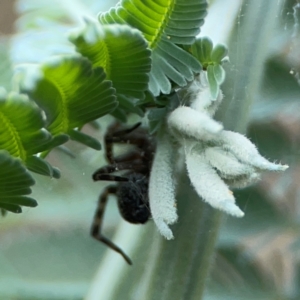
[86,0,286,299]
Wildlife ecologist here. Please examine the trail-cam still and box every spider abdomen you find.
[118,173,150,224]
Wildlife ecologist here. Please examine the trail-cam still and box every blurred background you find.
[0,0,300,299]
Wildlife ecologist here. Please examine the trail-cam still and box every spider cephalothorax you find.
[91,122,155,265]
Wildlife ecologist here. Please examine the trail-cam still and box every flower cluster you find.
[149,72,288,239]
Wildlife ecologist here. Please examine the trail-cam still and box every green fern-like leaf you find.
[0,150,37,214]
[99,0,207,96]
[26,156,61,178]
[0,88,61,177]
[0,89,51,160]
[20,55,118,149]
[69,22,151,101]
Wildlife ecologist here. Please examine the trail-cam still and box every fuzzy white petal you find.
[154,218,174,240]
[219,131,289,171]
[149,131,177,239]
[185,151,244,217]
[224,172,260,189]
[205,147,255,178]
[189,73,224,116]
[188,73,212,112]
[168,106,223,141]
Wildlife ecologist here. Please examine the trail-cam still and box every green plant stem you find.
[87,1,286,299]
[216,0,285,133]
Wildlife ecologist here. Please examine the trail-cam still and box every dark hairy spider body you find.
[91,122,155,265]
[117,173,150,224]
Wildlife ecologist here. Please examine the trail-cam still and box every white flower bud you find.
[151,74,289,238]
[185,150,244,217]
[224,172,260,189]
[168,106,223,141]
[219,131,289,171]
[204,147,255,178]
[187,72,223,116]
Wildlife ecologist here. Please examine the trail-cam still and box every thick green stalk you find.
[216,0,285,133]
[86,0,285,299]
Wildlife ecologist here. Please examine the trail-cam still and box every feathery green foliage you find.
[0,150,36,213]
[70,22,151,100]
[19,55,118,149]
[0,89,51,160]
[70,22,151,119]
[0,88,61,177]
[99,0,207,95]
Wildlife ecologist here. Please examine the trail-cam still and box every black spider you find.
[91,122,155,265]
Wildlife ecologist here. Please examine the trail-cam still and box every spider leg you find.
[91,185,133,265]
[109,122,141,138]
[93,161,147,181]
[94,174,129,182]
[105,123,142,163]
[113,150,142,164]
[112,151,153,174]
[107,133,148,149]
[93,162,131,181]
